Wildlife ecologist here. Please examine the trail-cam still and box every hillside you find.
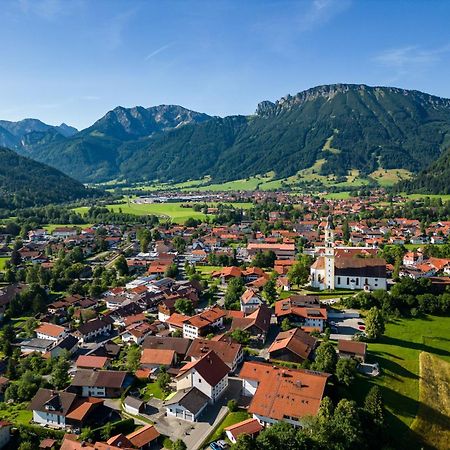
[0,147,96,209]
[399,147,450,194]
[10,84,450,185]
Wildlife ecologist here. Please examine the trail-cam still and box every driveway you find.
[330,317,364,340]
[144,378,242,450]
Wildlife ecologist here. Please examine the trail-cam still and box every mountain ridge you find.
[4,84,450,192]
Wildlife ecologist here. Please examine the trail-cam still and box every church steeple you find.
[324,214,335,247]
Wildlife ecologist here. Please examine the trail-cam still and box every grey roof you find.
[124,395,144,409]
[20,338,54,350]
[165,387,209,415]
[54,334,78,351]
[143,336,191,356]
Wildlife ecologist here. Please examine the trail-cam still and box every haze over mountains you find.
[4,84,450,193]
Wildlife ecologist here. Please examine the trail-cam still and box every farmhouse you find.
[240,361,329,427]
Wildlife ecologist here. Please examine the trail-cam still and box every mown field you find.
[73,201,252,224]
[345,315,450,448]
[0,257,8,271]
[410,352,450,450]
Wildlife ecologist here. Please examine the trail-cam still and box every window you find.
[337,277,341,284]
[347,277,350,284]
[356,278,359,285]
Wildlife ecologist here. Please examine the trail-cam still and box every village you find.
[0,191,449,450]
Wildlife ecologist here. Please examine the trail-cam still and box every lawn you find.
[405,193,450,202]
[73,201,252,224]
[42,223,93,233]
[345,315,450,448]
[0,257,8,271]
[0,403,32,425]
[410,352,450,449]
[140,381,167,400]
[208,410,251,443]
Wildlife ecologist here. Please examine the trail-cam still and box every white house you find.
[165,387,209,422]
[35,323,67,342]
[182,306,225,340]
[240,289,263,314]
[175,350,229,403]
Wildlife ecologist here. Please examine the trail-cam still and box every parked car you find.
[217,440,229,449]
[210,443,221,450]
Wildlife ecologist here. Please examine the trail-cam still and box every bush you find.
[227,399,238,412]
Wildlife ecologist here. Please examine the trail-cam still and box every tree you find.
[312,341,338,373]
[233,434,254,450]
[263,277,277,304]
[137,228,152,252]
[157,367,171,393]
[114,255,129,276]
[252,250,276,268]
[365,307,385,340]
[342,220,350,242]
[173,236,186,254]
[172,439,187,450]
[174,298,194,316]
[164,263,178,279]
[224,277,245,310]
[288,255,312,286]
[335,358,357,386]
[331,399,363,448]
[10,249,22,266]
[364,385,384,427]
[227,399,238,412]
[230,328,251,345]
[50,356,71,389]
[101,421,114,440]
[126,345,141,372]
[80,427,94,442]
[281,318,292,332]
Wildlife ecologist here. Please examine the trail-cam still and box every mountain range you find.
[5,84,450,193]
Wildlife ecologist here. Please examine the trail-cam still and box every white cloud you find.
[374,44,450,73]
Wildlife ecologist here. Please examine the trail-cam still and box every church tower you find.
[324,214,335,290]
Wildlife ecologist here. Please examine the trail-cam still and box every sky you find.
[1,0,449,130]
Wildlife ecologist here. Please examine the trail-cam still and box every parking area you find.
[329,311,365,340]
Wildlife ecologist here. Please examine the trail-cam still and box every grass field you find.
[208,410,251,443]
[410,352,450,449]
[321,191,351,200]
[74,201,252,224]
[42,223,93,233]
[346,315,450,448]
[405,193,450,202]
[369,168,412,187]
[140,382,167,400]
[0,257,8,271]
[0,403,32,425]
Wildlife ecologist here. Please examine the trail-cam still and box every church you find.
[310,216,387,291]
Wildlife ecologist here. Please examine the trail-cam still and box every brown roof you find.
[338,339,367,356]
[36,323,66,337]
[187,338,241,367]
[140,348,175,366]
[126,424,160,447]
[239,362,329,421]
[143,336,191,356]
[71,369,127,389]
[268,328,317,360]
[76,355,108,369]
[177,350,229,386]
[225,417,263,439]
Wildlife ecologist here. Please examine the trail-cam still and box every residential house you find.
[225,418,263,444]
[73,317,113,344]
[123,396,146,416]
[29,388,109,430]
[231,305,272,344]
[164,387,209,422]
[70,369,130,398]
[126,424,160,449]
[35,323,67,342]
[240,289,264,314]
[76,355,109,370]
[142,336,191,364]
[239,361,329,427]
[268,328,317,363]
[338,340,367,363]
[176,350,229,403]
[182,306,225,339]
[140,349,176,370]
[186,338,243,373]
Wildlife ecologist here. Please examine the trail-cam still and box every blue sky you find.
[1,0,449,129]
